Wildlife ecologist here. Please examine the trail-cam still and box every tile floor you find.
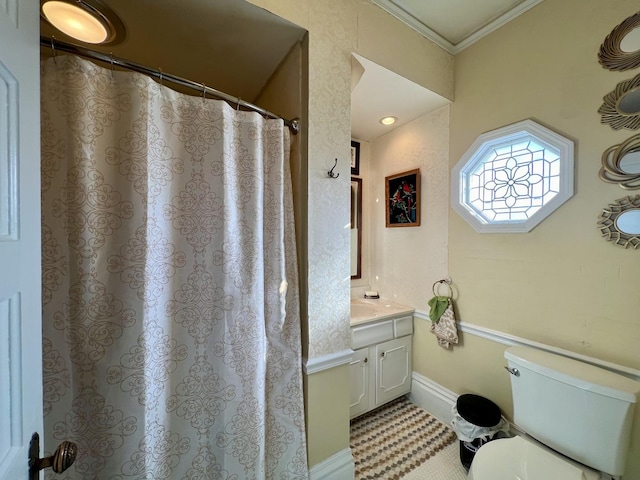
[350,396,469,479]
[401,441,468,479]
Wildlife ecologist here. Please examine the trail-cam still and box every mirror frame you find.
[597,194,640,249]
[599,12,640,71]
[598,72,640,130]
[351,177,362,279]
[600,133,640,189]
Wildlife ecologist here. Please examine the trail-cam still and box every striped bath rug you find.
[350,396,458,480]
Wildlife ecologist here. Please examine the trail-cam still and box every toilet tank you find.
[505,346,640,476]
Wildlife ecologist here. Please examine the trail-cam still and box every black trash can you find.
[454,394,502,471]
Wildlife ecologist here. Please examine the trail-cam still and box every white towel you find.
[430,298,458,348]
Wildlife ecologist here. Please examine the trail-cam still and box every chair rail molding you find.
[413,310,640,382]
[304,349,354,375]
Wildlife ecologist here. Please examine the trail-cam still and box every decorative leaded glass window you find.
[452,120,574,233]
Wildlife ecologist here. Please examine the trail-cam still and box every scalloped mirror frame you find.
[597,195,640,249]
[600,134,640,189]
[598,11,640,71]
[451,119,575,233]
[598,73,640,130]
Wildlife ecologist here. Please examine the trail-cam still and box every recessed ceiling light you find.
[380,116,397,126]
[41,0,124,45]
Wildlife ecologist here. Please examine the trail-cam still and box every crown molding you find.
[370,0,545,55]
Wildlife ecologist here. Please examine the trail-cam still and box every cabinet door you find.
[349,347,371,418]
[376,336,412,406]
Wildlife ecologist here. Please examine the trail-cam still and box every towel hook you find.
[327,158,339,178]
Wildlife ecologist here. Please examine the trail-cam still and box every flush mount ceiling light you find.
[380,116,397,126]
[41,0,124,45]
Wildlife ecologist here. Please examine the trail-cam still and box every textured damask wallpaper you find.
[369,106,451,308]
[248,0,454,358]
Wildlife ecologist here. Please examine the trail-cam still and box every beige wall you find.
[248,0,454,469]
[450,0,640,368]
[304,364,351,466]
[442,0,640,476]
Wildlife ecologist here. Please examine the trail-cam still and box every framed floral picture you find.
[385,168,421,227]
[351,140,360,175]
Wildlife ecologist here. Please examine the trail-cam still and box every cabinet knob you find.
[363,357,368,364]
[380,351,386,358]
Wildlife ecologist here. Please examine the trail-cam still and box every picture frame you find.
[351,140,360,175]
[385,168,421,227]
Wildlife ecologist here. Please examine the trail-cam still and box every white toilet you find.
[468,346,640,480]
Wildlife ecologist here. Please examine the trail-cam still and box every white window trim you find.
[451,119,574,233]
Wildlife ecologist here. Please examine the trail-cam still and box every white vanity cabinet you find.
[349,314,413,419]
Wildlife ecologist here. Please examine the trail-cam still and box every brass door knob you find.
[40,440,77,472]
[29,433,78,479]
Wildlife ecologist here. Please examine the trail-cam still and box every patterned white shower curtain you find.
[40,55,308,480]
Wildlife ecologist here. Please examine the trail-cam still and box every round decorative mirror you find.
[620,152,640,173]
[621,27,640,53]
[618,88,640,114]
[599,12,640,71]
[600,134,640,189]
[599,73,640,130]
[597,195,640,249]
[616,209,640,234]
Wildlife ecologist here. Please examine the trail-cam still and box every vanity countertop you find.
[350,298,415,326]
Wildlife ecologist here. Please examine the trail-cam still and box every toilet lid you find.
[468,436,600,480]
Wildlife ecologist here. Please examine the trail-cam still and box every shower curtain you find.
[40,55,308,480]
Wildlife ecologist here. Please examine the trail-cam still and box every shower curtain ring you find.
[110,53,114,77]
[158,68,163,86]
[50,36,57,64]
[236,97,241,111]
[202,83,207,101]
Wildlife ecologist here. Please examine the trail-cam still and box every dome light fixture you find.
[41,0,123,45]
[379,116,397,126]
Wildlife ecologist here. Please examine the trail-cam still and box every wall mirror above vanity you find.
[351,177,362,279]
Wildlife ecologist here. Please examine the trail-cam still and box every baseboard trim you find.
[408,371,458,426]
[413,310,640,381]
[309,448,354,480]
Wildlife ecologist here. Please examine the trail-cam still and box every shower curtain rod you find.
[40,37,300,134]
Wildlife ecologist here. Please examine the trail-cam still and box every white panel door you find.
[0,1,43,479]
[375,336,412,406]
[349,347,371,419]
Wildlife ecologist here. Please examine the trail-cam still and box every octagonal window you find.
[452,119,574,233]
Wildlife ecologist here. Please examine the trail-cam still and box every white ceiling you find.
[370,0,544,54]
[353,0,545,141]
[350,54,449,142]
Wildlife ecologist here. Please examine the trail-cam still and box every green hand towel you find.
[427,296,449,323]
